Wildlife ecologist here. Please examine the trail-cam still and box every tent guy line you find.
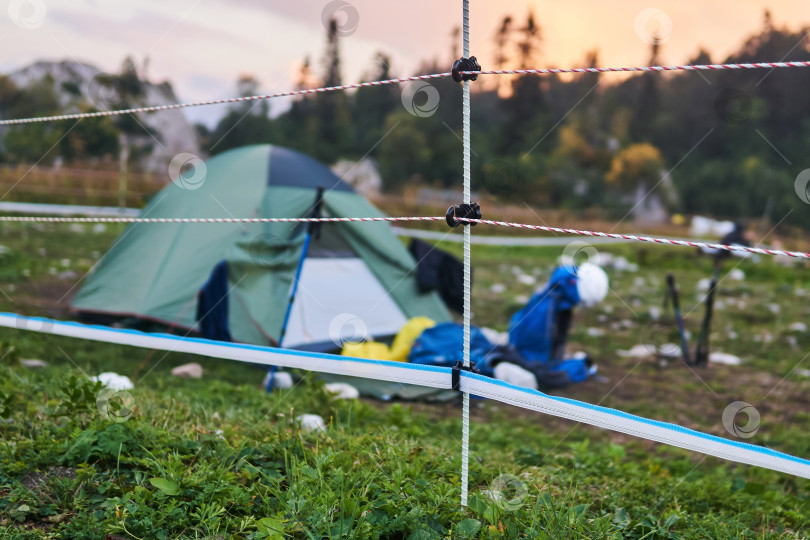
[1,61,808,126]
[2,214,808,259]
[2,312,809,480]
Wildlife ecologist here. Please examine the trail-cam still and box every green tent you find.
[72,144,450,350]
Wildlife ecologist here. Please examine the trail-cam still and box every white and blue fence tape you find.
[1,312,809,480]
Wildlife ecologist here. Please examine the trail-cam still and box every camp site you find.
[1,1,810,538]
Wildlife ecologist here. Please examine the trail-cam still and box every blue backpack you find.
[408,322,497,377]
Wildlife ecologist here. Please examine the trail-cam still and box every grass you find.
[0,220,809,538]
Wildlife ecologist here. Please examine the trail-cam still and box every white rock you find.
[93,372,134,391]
[57,270,77,281]
[633,277,646,287]
[658,344,682,358]
[795,368,810,378]
[697,278,711,292]
[171,362,203,379]
[514,295,529,304]
[709,352,741,366]
[494,362,538,390]
[648,306,662,320]
[490,283,506,294]
[586,327,605,337]
[728,331,738,340]
[617,344,653,358]
[297,414,326,433]
[789,322,807,332]
[769,304,781,315]
[69,224,85,233]
[262,370,293,389]
[614,256,630,271]
[728,269,745,281]
[93,224,107,234]
[517,274,536,286]
[324,382,359,400]
[20,359,47,368]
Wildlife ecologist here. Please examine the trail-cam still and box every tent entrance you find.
[283,257,407,349]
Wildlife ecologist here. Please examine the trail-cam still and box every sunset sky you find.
[1,0,809,126]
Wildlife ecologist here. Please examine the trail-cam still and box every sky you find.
[1,0,809,127]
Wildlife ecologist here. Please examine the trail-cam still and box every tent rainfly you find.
[72,144,450,350]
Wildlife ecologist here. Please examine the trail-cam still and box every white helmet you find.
[576,263,609,306]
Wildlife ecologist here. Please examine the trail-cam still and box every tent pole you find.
[265,187,325,392]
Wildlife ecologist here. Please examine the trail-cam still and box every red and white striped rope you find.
[464,60,810,77]
[2,60,809,126]
[0,73,452,126]
[3,213,808,259]
[458,218,810,260]
[0,215,444,224]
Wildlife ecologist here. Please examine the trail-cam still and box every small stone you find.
[263,371,293,389]
[171,362,203,379]
[93,372,134,390]
[789,322,807,332]
[728,269,745,281]
[21,359,47,368]
[490,283,506,294]
[517,274,536,286]
[324,382,359,400]
[586,327,605,337]
[93,224,107,233]
[297,414,326,433]
[617,344,654,358]
[709,352,741,366]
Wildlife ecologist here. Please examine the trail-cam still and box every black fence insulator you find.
[451,360,481,391]
[452,56,481,82]
[446,202,482,228]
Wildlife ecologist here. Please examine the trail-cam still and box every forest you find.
[1,11,809,227]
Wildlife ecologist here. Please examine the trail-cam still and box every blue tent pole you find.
[265,187,324,392]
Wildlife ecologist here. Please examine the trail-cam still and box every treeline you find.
[200,12,810,226]
[2,12,809,227]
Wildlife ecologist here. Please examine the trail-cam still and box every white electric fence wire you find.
[0,73,452,126]
[4,313,810,480]
[2,214,809,259]
[1,61,807,127]
[0,216,444,224]
[460,0,472,510]
[456,218,810,260]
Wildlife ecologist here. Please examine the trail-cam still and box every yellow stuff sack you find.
[389,316,436,362]
[341,341,391,361]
